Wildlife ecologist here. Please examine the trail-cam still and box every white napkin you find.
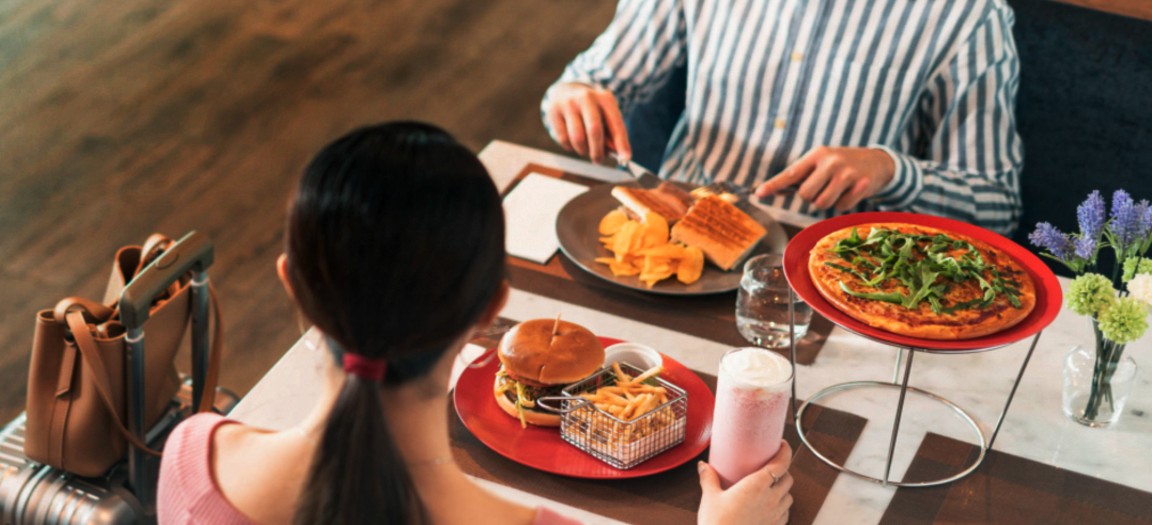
[503,173,588,264]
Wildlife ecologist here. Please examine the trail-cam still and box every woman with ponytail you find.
[156,121,792,525]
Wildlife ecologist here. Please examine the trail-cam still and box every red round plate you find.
[453,337,715,479]
[784,212,1062,351]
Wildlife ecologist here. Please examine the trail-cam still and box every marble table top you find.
[229,141,1151,524]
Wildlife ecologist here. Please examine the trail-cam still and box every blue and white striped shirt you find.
[544,0,1024,234]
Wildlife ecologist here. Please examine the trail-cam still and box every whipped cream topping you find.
[720,347,792,387]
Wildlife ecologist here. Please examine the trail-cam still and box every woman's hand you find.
[544,82,630,165]
[697,441,794,525]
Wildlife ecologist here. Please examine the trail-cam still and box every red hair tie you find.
[343,353,388,382]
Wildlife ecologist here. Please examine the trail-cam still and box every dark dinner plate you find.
[556,184,788,295]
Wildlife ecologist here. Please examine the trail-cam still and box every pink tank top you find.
[157,413,582,524]
[157,413,253,524]
[533,506,585,525]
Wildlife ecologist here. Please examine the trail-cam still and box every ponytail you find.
[294,375,421,525]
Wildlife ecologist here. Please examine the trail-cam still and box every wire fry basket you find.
[553,363,688,469]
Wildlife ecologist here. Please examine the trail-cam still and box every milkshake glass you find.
[708,347,792,488]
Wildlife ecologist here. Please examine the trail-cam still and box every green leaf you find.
[839,281,905,304]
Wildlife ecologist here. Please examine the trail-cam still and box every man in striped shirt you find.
[542,0,1024,234]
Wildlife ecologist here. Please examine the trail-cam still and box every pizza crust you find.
[808,223,1036,340]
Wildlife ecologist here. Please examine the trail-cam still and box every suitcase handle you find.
[117,231,219,512]
[119,231,214,329]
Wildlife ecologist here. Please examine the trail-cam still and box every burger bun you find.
[497,319,605,384]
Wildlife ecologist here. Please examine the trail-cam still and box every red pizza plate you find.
[453,337,715,478]
[783,212,1062,351]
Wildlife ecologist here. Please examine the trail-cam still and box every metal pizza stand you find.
[782,212,1063,487]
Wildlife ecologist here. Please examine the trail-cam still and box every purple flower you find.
[1076,190,1106,239]
[1136,199,1152,242]
[1030,222,1075,261]
[1074,236,1096,260]
[1110,190,1141,249]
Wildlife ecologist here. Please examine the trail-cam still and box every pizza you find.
[808,223,1036,339]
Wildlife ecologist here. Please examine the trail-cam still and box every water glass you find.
[736,253,812,348]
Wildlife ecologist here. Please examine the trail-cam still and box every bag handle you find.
[139,234,172,271]
[198,286,223,413]
[64,311,160,456]
[53,297,115,325]
[138,234,181,301]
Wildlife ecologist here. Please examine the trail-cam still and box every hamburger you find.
[493,319,605,427]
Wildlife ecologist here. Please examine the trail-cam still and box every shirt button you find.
[774,118,787,129]
[791,51,803,62]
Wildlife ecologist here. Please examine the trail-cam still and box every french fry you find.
[603,391,629,405]
[612,362,631,383]
[636,393,658,416]
[629,366,664,385]
[621,398,639,420]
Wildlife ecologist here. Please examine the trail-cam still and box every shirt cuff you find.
[868,145,924,209]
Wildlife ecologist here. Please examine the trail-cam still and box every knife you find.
[610,152,662,189]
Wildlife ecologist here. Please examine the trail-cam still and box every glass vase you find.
[1062,345,1138,428]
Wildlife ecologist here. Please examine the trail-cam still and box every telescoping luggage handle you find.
[119,231,218,509]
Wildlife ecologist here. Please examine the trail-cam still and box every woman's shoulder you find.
[162,412,234,470]
[158,412,253,524]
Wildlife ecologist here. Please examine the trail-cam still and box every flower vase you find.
[1062,344,1138,427]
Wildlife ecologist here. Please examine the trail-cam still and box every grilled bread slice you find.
[611,185,691,223]
[670,195,767,271]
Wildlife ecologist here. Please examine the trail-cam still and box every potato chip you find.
[638,244,686,259]
[596,257,641,277]
[641,213,669,248]
[677,245,704,284]
[612,221,640,262]
[595,208,700,288]
[599,208,630,235]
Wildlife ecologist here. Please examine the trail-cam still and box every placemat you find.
[883,432,1152,524]
[501,163,834,365]
[448,370,867,525]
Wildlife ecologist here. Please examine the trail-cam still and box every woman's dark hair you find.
[286,121,506,525]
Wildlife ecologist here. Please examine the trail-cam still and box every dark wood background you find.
[0,0,1145,427]
[0,0,615,425]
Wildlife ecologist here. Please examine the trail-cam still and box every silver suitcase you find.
[0,385,238,525]
[1,232,230,525]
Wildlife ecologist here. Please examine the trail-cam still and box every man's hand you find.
[755,146,895,211]
[544,82,631,164]
[697,441,794,525]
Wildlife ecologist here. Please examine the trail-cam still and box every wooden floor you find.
[0,0,615,424]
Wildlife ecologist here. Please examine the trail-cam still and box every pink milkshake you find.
[708,347,792,488]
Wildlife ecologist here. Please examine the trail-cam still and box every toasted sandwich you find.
[670,195,767,271]
[611,184,692,223]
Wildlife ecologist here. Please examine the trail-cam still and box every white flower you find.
[1128,273,1152,307]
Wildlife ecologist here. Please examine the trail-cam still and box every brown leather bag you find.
[24,234,221,477]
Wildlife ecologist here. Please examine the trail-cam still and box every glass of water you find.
[736,253,812,348]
